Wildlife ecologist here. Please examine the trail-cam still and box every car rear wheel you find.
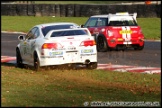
[34,53,40,71]
[67,63,77,70]
[134,44,144,50]
[86,62,97,69]
[97,36,108,52]
[16,48,24,68]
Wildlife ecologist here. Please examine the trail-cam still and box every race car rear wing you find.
[109,12,137,22]
[45,28,92,39]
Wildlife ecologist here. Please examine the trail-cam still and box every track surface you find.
[1,56,160,74]
[1,32,161,74]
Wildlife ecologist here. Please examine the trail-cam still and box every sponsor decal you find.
[117,38,124,41]
[81,53,96,56]
[81,49,93,53]
[49,51,63,56]
[119,30,132,34]
[67,46,76,50]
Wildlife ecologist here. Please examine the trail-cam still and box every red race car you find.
[81,12,144,51]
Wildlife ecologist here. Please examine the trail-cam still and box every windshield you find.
[42,24,78,36]
[51,30,88,37]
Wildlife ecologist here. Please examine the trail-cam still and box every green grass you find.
[1,2,161,107]
[1,16,161,40]
[137,18,161,40]
[1,64,161,107]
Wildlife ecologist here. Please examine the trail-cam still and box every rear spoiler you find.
[129,13,137,22]
[45,28,92,39]
[109,12,137,22]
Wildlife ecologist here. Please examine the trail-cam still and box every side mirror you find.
[80,24,84,28]
[18,35,25,41]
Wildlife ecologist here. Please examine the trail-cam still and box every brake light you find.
[80,40,96,46]
[42,43,62,49]
[138,29,143,34]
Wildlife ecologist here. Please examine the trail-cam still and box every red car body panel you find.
[83,12,145,50]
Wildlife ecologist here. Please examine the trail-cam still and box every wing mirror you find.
[18,35,25,41]
[80,24,84,28]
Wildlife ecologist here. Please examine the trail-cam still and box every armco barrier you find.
[1,4,161,17]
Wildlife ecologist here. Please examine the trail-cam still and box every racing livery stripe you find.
[121,26,132,44]
[126,26,132,44]
[122,27,127,44]
[1,56,161,74]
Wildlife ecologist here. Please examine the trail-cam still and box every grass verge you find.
[1,16,161,40]
[1,63,161,107]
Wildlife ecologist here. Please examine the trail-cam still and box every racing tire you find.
[67,63,77,70]
[134,44,144,50]
[34,53,40,71]
[97,36,108,52]
[86,62,97,70]
[16,48,24,68]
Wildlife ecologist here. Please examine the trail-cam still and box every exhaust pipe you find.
[85,59,90,64]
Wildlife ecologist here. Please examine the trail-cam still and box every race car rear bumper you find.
[39,53,97,66]
[107,38,144,48]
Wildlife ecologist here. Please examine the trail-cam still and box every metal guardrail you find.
[1,1,161,5]
[119,1,161,5]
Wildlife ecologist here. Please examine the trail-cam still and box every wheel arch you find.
[97,33,108,47]
[33,50,39,59]
[16,47,19,51]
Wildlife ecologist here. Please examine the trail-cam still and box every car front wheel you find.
[34,53,40,71]
[16,48,24,68]
[86,62,97,69]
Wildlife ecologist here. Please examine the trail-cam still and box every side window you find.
[34,29,40,38]
[97,18,108,27]
[84,18,98,27]
[25,27,38,40]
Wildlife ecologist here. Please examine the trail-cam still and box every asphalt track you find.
[1,31,161,74]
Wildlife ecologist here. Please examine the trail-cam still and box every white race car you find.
[16,22,97,71]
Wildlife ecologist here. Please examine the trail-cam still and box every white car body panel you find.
[17,23,97,68]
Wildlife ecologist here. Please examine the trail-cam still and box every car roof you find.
[91,14,133,18]
[35,22,78,27]
[90,12,137,21]
[90,15,109,18]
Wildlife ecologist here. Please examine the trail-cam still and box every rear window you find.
[42,25,77,36]
[108,20,137,26]
[51,30,88,37]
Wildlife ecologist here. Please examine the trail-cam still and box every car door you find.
[25,27,39,64]
[84,17,98,34]
[18,34,27,62]
[95,17,108,34]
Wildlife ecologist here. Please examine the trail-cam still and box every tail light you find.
[41,43,62,49]
[138,29,143,34]
[80,40,96,46]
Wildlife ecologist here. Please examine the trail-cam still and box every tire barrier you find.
[1,4,161,17]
